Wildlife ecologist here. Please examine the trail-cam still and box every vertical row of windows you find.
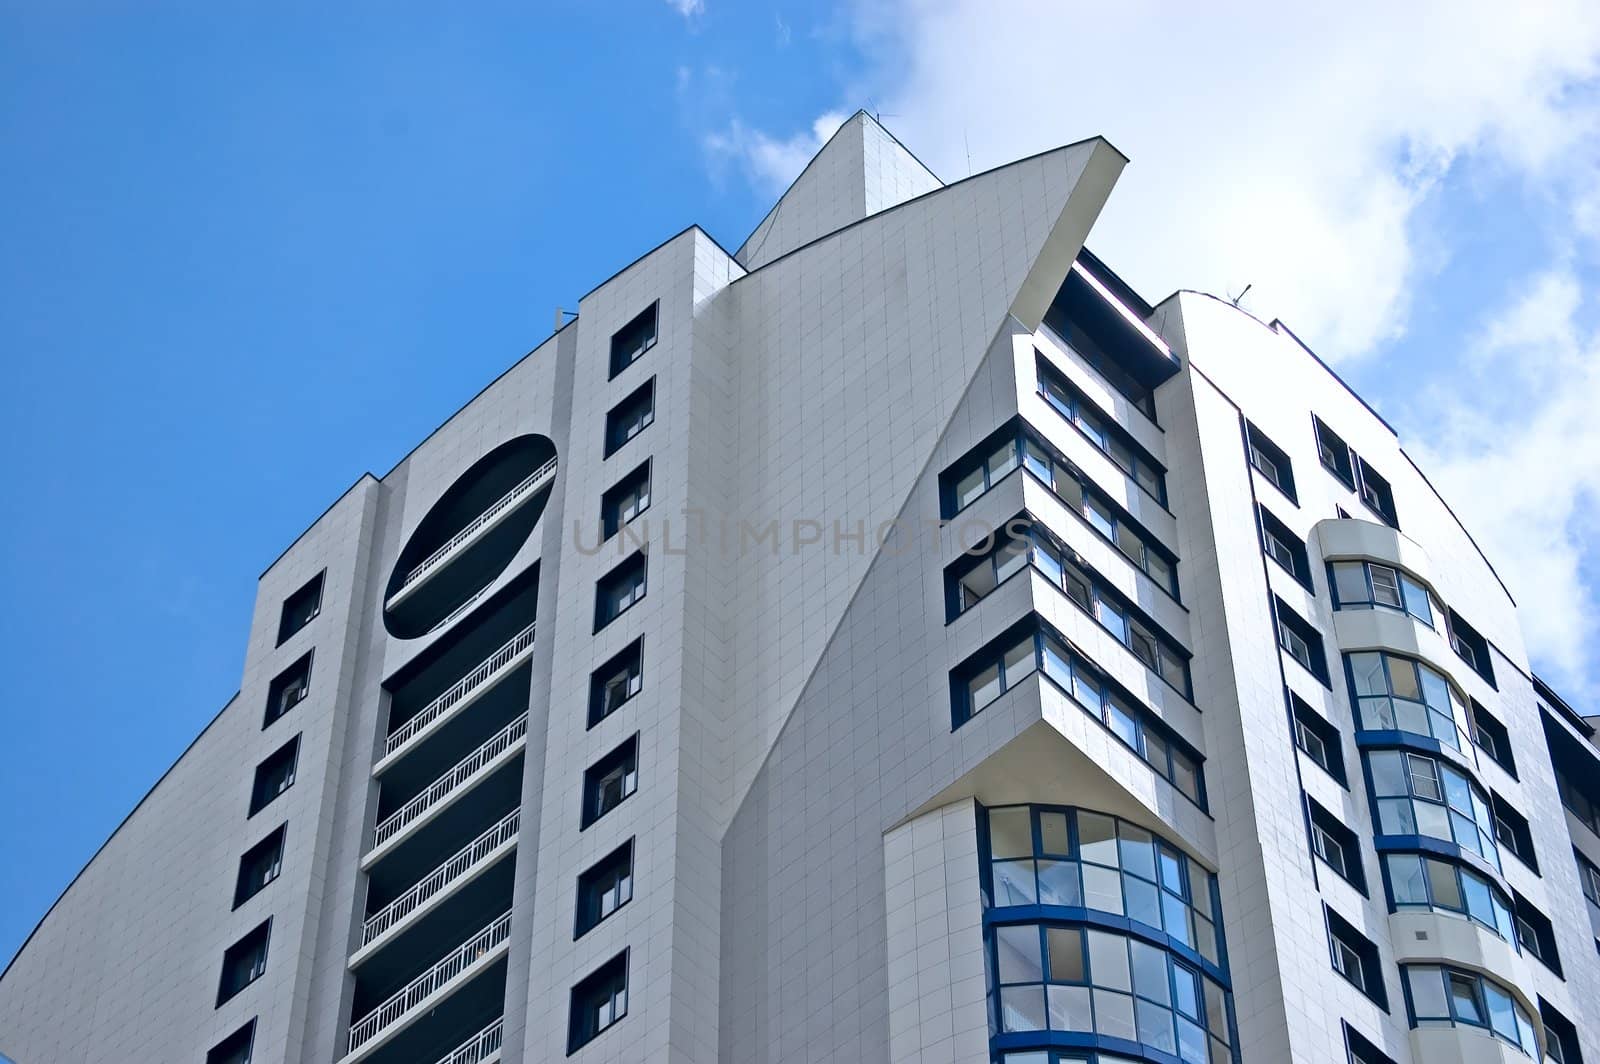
[1313,417,1398,528]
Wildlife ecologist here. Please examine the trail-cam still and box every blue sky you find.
[1,1,1597,971]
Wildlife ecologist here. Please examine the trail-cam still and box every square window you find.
[1259,505,1311,587]
[1326,907,1386,1008]
[216,920,271,1007]
[249,736,300,817]
[582,735,638,829]
[1313,416,1355,487]
[1245,422,1297,502]
[1274,597,1329,685]
[604,379,655,457]
[1512,891,1561,976]
[264,651,313,729]
[1291,693,1345,784]
[595,552,647,631]
[600,461,652,540]
[589,638,643,728]
[233,825,286,909]
[206,1020,256,1064]
[1471,703,1515,776]
[576,840,634,937]
[1490,793,1538,872]
[1539,998,1583,1064]
[276,572,324,645]
[568,951,628,1052]
[1308,799,1364,891]
[609,302,658,378]
[1356,457,1399,528]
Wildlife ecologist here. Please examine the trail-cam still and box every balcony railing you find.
[387,457,558,607]
[370,714,528,853]
[361,809,520,949]
[381,621,536,766]
[433,1018,504,1064]
[345,911,512,1056]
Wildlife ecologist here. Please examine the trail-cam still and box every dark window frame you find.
[205,1020,257,1064]
[1274,596,1330,686]
[600,459,652,541]
[575,839,635,938]
[1355,456,1399,528]
[1540,997,1585,1064]
[1490,793,1539,873]
[594,551,648,632]
[588,638,644,729]
[1445,608,1496,688]
[1470,702,1516,777]
[1511,890,1562,976]
[1326,905,1387,1009]
[581,734,639,830]
[1259,505,1312,589]
[275,571,324,646]
[263,650,314,729]
[1313,416,1356,489]
[1308,798,1366,892]
[248,735,301,818]
[232,824,287,909]
[568,950,629,1053]
[1291,691,1346,785]
[1036,351,1168,505]
[216,920,272,1008]
[608,301,659,379]
[1245,421,1297,503]
[603,378,656,458]
[1344,1023,1398,1064]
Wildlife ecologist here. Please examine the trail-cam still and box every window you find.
[1044,305,1159,421]
[576,840,634,937]
[1346,650,1470,750]
[1245,422,1296,502]
[216,920,271,1007]
[941,427,1022,516]
[248,736,300,817]
[275,572,323,645]
[1490,794,1538,873]
[205,1020,256,1064]
[1274,597,1329,685]
[948,526,1032,617]
[1558,770,1600,836]
[1314,416,1355,488]
[233,825,286,909]
[1445,609,1495,687]
[987,922,1233,1060]
[588,638,643,728]
[1366,750,1498,867]
[1329,560,1438,628]
[1384,853,1513,939]
[953,621,1204,804]
[1402,965,1538,1056]
[1259,506,1312,587]
[982,806,1223,964]
[604,378,655,457]
[1326,907,1386,1007]
[581,735,638,829]
[600,461,651,541]
[1511,892,1561,975]
[1292,693,1345,784]
[1355,457,1398,527]
[1540,998,1584,1064]
[1576,849,1600,907]
[263,651,312,729]
[569,951,628,1052]
[1036,354,1167,502]
[608,302,658,378]
[594,552,647,631]
[1309,800,1365,890]
[1471,703,1516,776]
[1344,1024,1398,1064]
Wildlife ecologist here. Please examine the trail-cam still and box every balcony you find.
[340,911,512,1064]
[353,809,520,966]
[386,457,557,613]
[364,714,528,868]
[376,621,537,774]
[433,1018,504,1064]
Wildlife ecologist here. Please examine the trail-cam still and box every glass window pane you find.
[960,564,998,608]
[1204,978,1229,1037]
[1000,985,1047,1032]
[1082,864,1124,915]
[1125,875,1163,929]
[1389,658,1422,702]
[1333,563,1370,606]
[1116,524,1145,565]
[1085,494,1116,539]
[1130,940,1170,1005]
[1093,989,1137,1041]
[1171,964,1200,1019]
[955,467,986,509]
[1036,860,1081,908]
[1003,637,1037,687]
[1425,859,1463,911]
[1047,985,1093,1033]
[1378,797,1416,835]
[1047,927,1086,983]
[1098,597,1129,643]
[988,808,1033,858]
[1386,854,1427,905]
[1401,575,1434,625]
[995,540,1030,583]
[1146,552,1174,592]
[1349,653,1388,698]
[992,860,1038,906]
[1414,802,1452,840]
[1448,973,1482,1023]
[1118,824,1157,881]
[1406,967,1448,1019]
[1419,667,1451,712]
[1159,848,1186,894]
[1024,440,1051,483]
[1034,540,1064,587]
[989,440,1019,480]
[968,664,1001,713]
[1408,755,1442,800]
[1164,894,1194,947]
[1368,751,1407,796]
[996,924,1043,984]
[1106,698,1142,752]
[1087,930,1131,991]
[1369,565,1402,606]
[1039,812,1070,856]
[1171,752,1201,803]
[1137,998,1177,1054]
[1078,813,1118,866]
[1042,635,1072,689]
[1460,873,1496,929]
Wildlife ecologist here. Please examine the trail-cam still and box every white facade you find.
[2,113,1597,1064]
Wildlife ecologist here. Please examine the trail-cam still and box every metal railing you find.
[383,622,536,760]
[346,911,512,1054]
[371,714,528,850]
[362,809,520,947]
[432,1018,505,1064]
[393,457,558,597]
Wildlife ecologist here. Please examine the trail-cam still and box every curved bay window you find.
[981,805,1236,1064]
[1330,560,1440,628]
[1402,965,1539,1057]
[1366,750,1498,869]
[1346,651,1471,752]
[1382,852,1514,941]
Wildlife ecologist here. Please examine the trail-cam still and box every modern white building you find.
[2,113,1597,1064]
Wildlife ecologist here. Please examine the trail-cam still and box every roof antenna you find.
[1231,283,1253,307]
[964,129,973,177]
[555,307,577,332]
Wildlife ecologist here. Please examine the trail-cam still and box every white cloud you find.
[667,0,704,19]
[702,110,849,195]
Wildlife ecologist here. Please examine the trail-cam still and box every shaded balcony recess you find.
[432,1018,503,1064]
[386,456,558,612]
[378,622,537,772]
[356,809,520,960]
[341,911,512,1063]
[367,715,528,863]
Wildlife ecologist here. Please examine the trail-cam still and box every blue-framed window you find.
[1037,353,1167,505]
[1329,560,1438,628]
[1470,703,1516,777]
[1244,421,1296,504]
[1308,799,1365,891]
[1345,651,1471,751]
[983,805,1222,965]
[951,620,1203,805]
[1511,892,1561,976]
[1274,597,1329,686]
[1366,750,1498,868]
[1291,692,1345,785]
[1401,965,1537,1057]
[1576,849,1600,906]
[1490,793,1539,873]
[1354,457,1399,528]
[948,518,1191,698]
[1326,906,1387,1008]
[1382,852,1513,940]
[1445,608,1495,687]
[1259,506,1312,588]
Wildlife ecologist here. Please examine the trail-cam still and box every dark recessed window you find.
[1274,596,1329,685]
[609,302,658,378]
[1540,998,1584,1064]
[1578,849,1600,906]
[263,651,313,729]
[1512,891,1562,976]
[1291,692,1344,784]
[1558,769,1600,835]
[249,736,300,817]
[1037,354,1167,502]
[1445,609,1495,687]
[575,839,634,937]
[595,552,647,631]
[1491,793,1538,872]
[1259,505,1311,587]
[1471,702,1516,776]
[589,638,643,728]
[940,424,1023,517]
[1326,906,1386,1008]
[1355,456,1398,528]
[1344,1024,1397,1064]
[1313,416,1355,488]
[604,379,655,457]
[568,950,629,1052]
[1245,422,1296,502]
[205,1020,257,1064]
[276,572,324,645]
[600,461,652,541]
[582,735,638,829]
[216,920,271,1007]
[1308,799,1365,891]
[233,825,286,909]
